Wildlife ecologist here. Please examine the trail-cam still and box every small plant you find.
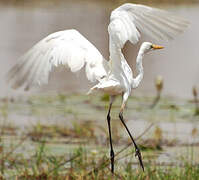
[151,126,163,150]
[191,127,198,138]
[151,76,163,108]
[35,141,46,166]
[100,94,109,102]
[58,93,67,103]
[154,126,163,141]
[192,86,199,116]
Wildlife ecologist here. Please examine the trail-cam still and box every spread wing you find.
[7,29,109,90]
[108,3,189,48]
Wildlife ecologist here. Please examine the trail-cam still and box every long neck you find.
[132,49,144,89]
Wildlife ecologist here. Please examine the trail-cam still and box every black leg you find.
[119,112,144,171]
[107,103,115,173]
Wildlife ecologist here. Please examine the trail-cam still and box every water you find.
[0,2,198,99]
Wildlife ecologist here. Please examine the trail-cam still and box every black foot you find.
[110,149,115,173]
[135,148,144,171]
[119,112,144,171]
[106,103,115,173]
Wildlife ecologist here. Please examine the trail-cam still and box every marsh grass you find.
[0,122,198,179]
[1,141,199,179]
[0,94,199,179]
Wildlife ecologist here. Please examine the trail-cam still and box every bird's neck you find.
[132,49,145,89]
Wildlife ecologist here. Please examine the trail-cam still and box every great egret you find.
[7,3,188,173]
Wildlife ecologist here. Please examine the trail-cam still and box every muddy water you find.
[0,2,198,99]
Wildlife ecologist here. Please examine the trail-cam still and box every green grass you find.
[0,142,199,179]
[0,93,199,179]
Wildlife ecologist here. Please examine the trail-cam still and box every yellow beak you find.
[152,44,164,50]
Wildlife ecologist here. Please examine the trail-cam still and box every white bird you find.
[7,3,188,173]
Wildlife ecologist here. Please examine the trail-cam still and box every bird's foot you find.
[135,148,144,171]
[110,150,115,173]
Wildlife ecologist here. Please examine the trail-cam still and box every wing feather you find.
[7,29,108,90]
[108,3,189,48]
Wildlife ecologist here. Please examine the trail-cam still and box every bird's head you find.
[141,42,164,54]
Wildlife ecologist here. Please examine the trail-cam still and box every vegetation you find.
[0,140,199,179]
[0,93,199,179]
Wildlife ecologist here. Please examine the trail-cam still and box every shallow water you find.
[0,2,198,99]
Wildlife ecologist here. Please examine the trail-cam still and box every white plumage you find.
[7,4,188,93]
[109,4,187,47]
[6,3,189,173]
[7,30,109,90]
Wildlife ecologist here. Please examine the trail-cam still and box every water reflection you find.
[0,2,198,99]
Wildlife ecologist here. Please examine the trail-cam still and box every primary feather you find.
[108,3,189,48]
[7,29,108,90]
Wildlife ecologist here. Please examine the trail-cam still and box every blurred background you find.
[0,0,198,99]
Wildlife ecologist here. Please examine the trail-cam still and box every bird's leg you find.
[119,100,144,171]
[106,96,115,173]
